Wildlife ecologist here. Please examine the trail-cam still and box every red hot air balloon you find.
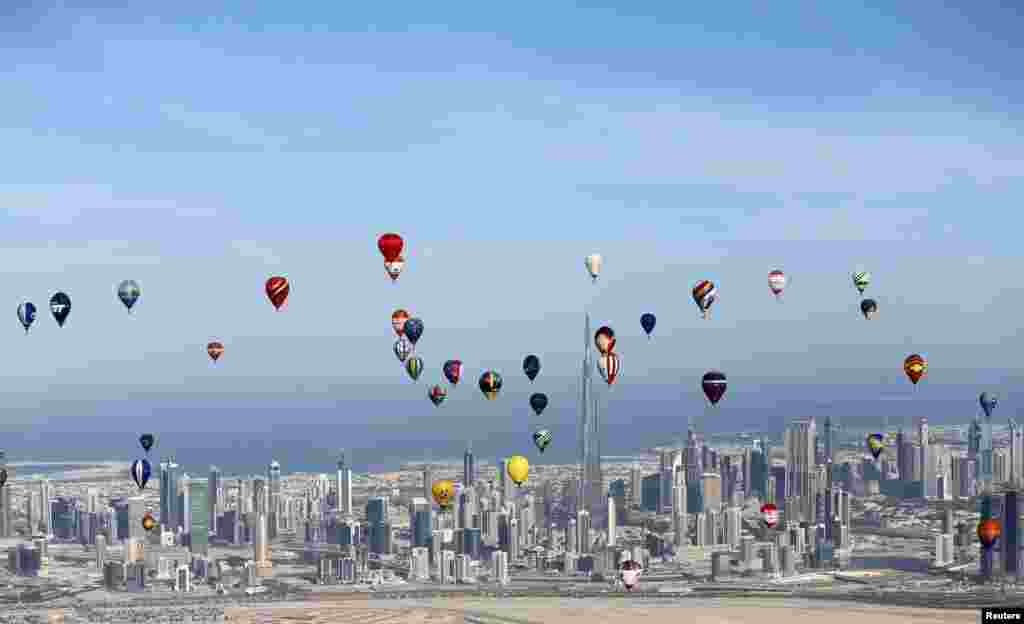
[207,342,224,363]
[904,354,927,385]
[760,503,779,529]
[978,518,1000,549]
[265,276,290,310]
[391,309,410,337]
[378,233,404,262]
[594,326,616,355]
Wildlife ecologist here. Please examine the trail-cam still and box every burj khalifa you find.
[578,313,605,525]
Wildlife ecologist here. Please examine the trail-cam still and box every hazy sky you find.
[1,3,1022,470]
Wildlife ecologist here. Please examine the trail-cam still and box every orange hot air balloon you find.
[378,233,404,262]
[978,518,1000,549]
[431,479,455,510]
[391,309,410,337]
[141,512,157,532]
[904,354,927,385]
[207,341,224,362]
[265,276,290,310]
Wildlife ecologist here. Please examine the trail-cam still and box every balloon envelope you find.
[904,354,927,385]
[584,253,602,281]
[597,352,621,386]
[207,342,224,362]
[980,392,998,419]
[139,434,155,453]
[523,355,541,381]
[378,233,404,262]
[978,518,1000,549]
[142,513,157,532]
[529,393,549,416]
[431,479,454,509]
[533,428,552,453]
[17,302,36,333]
[692,280,717,317]
[594,326,616,355]
[265,276,290,310]
[506,455,529,486]
[131,459,151,490]
[391,309,410,337]
[867,434,885,460]
[760,503,779,528]
[479,371,503,400]
[428,385,447,406]
[443,360,463,386]
[640,313,656,336]
[860,299,878,319]
[118,279,141,311]
[702,371,727,405]
[403,318,424,345]
[768,270,786,296]
[384,257,405,282]
[405,356,424,381]
[852,271,870,294]
[49,292,71,327]
[394,338,412,363]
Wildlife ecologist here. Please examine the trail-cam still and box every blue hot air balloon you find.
[980,392,998,419]
[403,318,424,346]
[17,302,36,334]
[118,280,141,312]
[640,313,656,338]
[131,458,151,490]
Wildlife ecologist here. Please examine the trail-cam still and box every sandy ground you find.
[222,597,977,624]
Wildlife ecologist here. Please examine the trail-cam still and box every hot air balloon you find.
[16,302,36,334]
[867,434,885,460]
[142,513,157,532]
[403,318,424,346]
[479,371,503,400]
[49,292,71,327]
[117,280,141,312]
[391,309,410,337]
[597,352,621,386]
[584,254,602,282]
[384,256,405,282]
[904,354,927,385]
[506,455,529,486]
[640,313,656,338]
[0,468,6,488]
[533,429,552,453]
[620,560,642,591]
[431,479,454,510]
[139,434,155,454]
[980,392,998,419]
[978,518,1000,550]
[428,385,447,406]
[265,276,289,310]
[378,233,404,262]
[594,326,616,355]
[405,356,424,381]
[852,271,870,295]
[529,393,548,417]
[692,280,716,319]
[207,341,224,363]
[702,371,727,405]
[760,503,779,529]
[523,355,541,382]
[768,270,786,298]
[443,360,463,386]
[860,299,878,320]
[131,459,151,490]
[393,338,412,363]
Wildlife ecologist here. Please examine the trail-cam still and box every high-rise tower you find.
[578,313,604,525]
[337,451,353,516]
[463,444,475,487]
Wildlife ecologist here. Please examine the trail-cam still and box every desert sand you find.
[222,597,976,624]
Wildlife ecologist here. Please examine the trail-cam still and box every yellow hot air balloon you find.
[431,479,455,510]
[506,455,529,487]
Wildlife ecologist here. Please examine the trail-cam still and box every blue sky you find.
[1,3,1022,469]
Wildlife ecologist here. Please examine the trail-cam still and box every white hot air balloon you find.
[584,254,602,282]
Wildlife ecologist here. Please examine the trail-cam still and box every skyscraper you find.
[981,408,994,488]
[578,313,604,525]
[209,466,221,535]
[919,417,936,498]
[160,459,180,531]
[337,451,352,516]
[1004,490,1020,578]
[268,461,281,538]
[0,451,13,537]
[189,479,209,556]
[463,445,475,487]
[785,418,815,514]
